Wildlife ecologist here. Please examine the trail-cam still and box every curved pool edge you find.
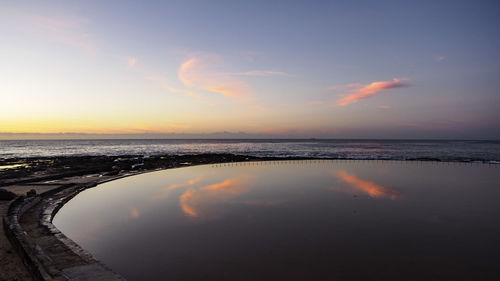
[2,156,300,281]
[3,179,129,281]
[5,159,496,281]
[3,164,183,281]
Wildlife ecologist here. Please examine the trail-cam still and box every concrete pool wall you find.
[3,179,127,281]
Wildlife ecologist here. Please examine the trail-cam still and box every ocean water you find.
[1,139,499,162]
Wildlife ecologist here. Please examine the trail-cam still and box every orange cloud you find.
[332,78,410,106]
[178,56,249,98]
[336,170,399,199]
[153,176,202,200]
[168,176,202,190]
[130,207,140,218]
[202,178,247,193]
[179,177,249,217]
[180,189,198,217]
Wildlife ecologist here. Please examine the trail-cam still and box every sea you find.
[1,139,499,163]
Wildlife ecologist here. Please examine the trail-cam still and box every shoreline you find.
[0,154,316,281]
[1,154,497,281]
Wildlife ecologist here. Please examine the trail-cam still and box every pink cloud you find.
[178,56,249,98]
[333,78,410,106]
[435,55,446,62]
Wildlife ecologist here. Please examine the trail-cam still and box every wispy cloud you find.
[435,55,446,62]
[179,189,199,216]
[178,56,249,98]
[180,177,250,217]
[335,170,399,200]
[19,12,96,54]
[127,57,137,69]
[377,105,392,109]
[332,78,410,106]
[152,176,202,201]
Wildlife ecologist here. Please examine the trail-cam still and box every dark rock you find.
[0,188,17,200]
[104,170,120,176]
[0,154,314,187]
[27,189,37,197]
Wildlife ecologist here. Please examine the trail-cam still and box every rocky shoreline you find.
[0,154,315,281]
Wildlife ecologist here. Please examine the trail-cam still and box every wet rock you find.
[131,163,144,169]
[27,189,37,197]
[0,188,16,200]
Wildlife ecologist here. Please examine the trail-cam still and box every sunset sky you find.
[1,0,499,139]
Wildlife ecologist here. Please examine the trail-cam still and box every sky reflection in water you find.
[53,160,500,281]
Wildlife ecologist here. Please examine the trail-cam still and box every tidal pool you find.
[53,160,500,281]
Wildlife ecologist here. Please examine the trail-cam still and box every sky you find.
[1,0,499,139]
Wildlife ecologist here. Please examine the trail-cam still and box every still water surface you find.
[54,160,500,280]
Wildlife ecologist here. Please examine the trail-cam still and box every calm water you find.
[54,160,500,281]
[1,139,500,162]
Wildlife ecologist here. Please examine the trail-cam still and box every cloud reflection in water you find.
[335,170,399,199]
[180,177,250,217]
[152,176,202,201]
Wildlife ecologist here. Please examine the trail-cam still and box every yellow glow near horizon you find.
[1,2,499,140]
[0,118,185,134]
